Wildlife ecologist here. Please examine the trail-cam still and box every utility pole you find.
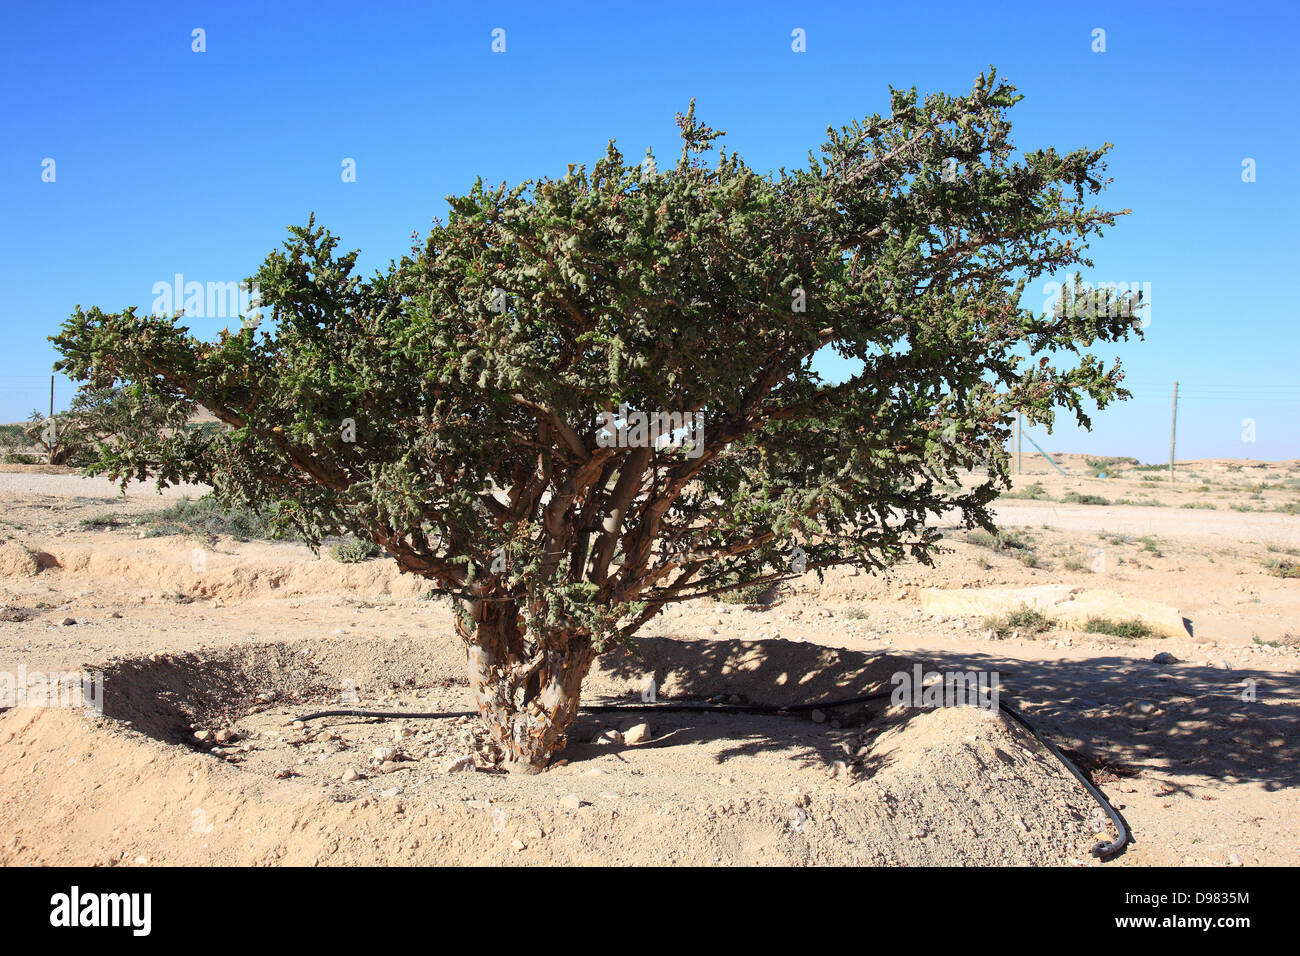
[1169,380,1179,483]
[1014,414,1022,475]
[49,374,54,420]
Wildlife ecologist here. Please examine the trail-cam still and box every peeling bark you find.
[456,600,596,772]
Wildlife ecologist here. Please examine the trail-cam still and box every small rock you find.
[560,793,588,810]
[1137,702,1156,715]
[810,709,827,724]
[595,728,624,746]
[213,728,236,744]
[133,855,147,865]
[622,723,652,745]
[511,839,526,852]
[341,767,360,783]
[193,730,211,743]
[372,746,397,763]
[1152,652,1179,665]
[1228,853,1243,867]
[62,617,76,626]
[379,761,401,773]
[273,767,293,779]
[440,755,475,773]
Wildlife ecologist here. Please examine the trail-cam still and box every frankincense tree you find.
[52,70,1139,770]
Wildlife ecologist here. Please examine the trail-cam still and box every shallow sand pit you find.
[0,635,1116,865]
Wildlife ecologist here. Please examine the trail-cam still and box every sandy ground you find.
[1,454,1297,866]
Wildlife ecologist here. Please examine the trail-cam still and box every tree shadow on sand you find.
[584,634,1300,792]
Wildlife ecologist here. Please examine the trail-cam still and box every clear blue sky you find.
[2,0,1297,461]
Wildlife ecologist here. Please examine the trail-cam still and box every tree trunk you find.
[457,600,597,773]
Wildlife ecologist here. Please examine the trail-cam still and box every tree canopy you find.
[51,69,1139,767]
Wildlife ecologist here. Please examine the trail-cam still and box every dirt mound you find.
[0,636,1114,865]
[0,542,41,577]
[37,540,425,602]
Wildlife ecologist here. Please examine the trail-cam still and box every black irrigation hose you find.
[294,690,1130,860]
[996,699,1130,860]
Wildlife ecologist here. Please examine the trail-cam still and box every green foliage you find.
[49,71,1134,664]
[1084,617,1156,639]
[715,574,774,605]
[0,423,28,444]
[984,604,1052,638]
[78,514,121,530]
[137,496,297,542]
[20,384,194,467]
[1004,480,1045,499]
[966,527,1032,553]
[1084,455,1135,475]
[1264,558,1300,579]
[331,537,380,563]
[1062,491,1110,505]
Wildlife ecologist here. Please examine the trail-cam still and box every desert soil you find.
[1,454,1297,866]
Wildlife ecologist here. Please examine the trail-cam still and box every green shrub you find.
[1005,481,1046,500]
[3,450,44,464]
[1063,491,1110,506]
[138,496,296,541]
[1084,617,1156,639]
[331,537,380,563]
[716,576,773,605]
[984,605,1052,638]
[1085,455,1137,471]
[78,514,121,530]
[967,527,1032,553]
[1264,559,1300,579]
